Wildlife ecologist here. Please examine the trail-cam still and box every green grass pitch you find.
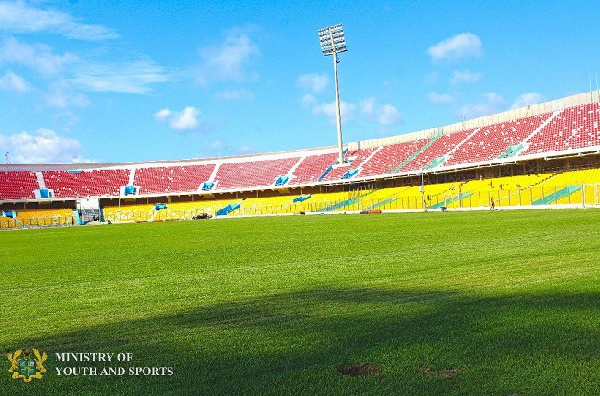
[1,210,599,395]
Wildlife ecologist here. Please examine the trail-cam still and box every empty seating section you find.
[102,191,365,221]
[522,104,600,155]
[354,182,460,210]
[320,148,378,181]
[563,168,600,205]
[0,208,74,228]
[539,168,600,186]
[236,195,300,216]
[400,129,475,172]
[356,186,415,209]
[18,208,74,226]
[163,199,241,218]
[234,191,358,214]
[43,169,129,198]
[134,164,215,194]
[529,168,600,205]
[103,203,155,222]
[77,169,600,225]
[360,140,429,177]
[214,157,300,190]
[104,198,240,222]
[446,115,550,166]
[4,100,600,206]
[289,152,338,185]
[0,171,38,200]
[0,216,18,229]
[456,174,552,208]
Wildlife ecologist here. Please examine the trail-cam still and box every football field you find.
[1,210,599,395]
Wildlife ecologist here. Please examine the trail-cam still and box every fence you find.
[0,214,75,229]
[3,184,599,228]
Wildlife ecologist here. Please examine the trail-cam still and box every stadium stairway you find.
[424,156,447,170]
[216,202,241,216]
[497,143,524,159]
[429,192,473,209]
[318,189,374,212]
[318,198,359,212]
[532,186,582,205]
[317,165,333,182]
[317,149,349,182]
[357,186,409,209]
[524,169,600,206]
[369,197,398,209]
[393,135,441,173]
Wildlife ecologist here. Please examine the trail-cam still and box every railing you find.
[103,184,599,222]
[0,215,75,229]
[5,183,599,229]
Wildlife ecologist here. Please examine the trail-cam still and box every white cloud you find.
[0,128,87,163]
[359,97,403,126]
[308,97,402,127]
[0,70,30,92]
[155,106,201,130]
[196,27,260,84]
[312,100,356,124]
[301,93,316,107]
[0,1,117,40]
[171,106,200,129]
[451,70,482,84]
[429,92,456,105]
[154,108,172,120]
[428,33,482,61]
[459,92,506,119]
[45,80,90,108]
[0,38,169,94]
[71,59,170,94]
[359,97,375,115]
[511,92,546,109]
[377,104,402,126]
[0,37,77,75]
[297,73,328,93]
[215,89,254,101]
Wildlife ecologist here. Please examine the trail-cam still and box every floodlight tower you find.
[318,24,348,165]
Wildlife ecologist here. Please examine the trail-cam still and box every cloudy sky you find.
[0,0,599,163]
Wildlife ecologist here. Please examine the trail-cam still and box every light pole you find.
[420,167,426,211]
[318,24,348,165]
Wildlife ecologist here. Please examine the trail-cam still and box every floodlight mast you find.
[318,24,348,165]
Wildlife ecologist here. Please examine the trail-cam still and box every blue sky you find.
[0,0,599,163]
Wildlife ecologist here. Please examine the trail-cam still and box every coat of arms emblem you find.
[7,349,47,382]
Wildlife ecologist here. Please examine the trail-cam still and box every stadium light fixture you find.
[318,24,348,165]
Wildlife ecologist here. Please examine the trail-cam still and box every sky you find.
[0,0,599,164]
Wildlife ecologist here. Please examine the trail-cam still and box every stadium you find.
[1,2,600,396]
[1,91,600,227]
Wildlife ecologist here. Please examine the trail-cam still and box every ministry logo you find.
[7,349,47,382]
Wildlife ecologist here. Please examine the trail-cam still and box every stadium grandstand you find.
[1,91,599,228]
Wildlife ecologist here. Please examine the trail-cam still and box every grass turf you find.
[1,209,599,395]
